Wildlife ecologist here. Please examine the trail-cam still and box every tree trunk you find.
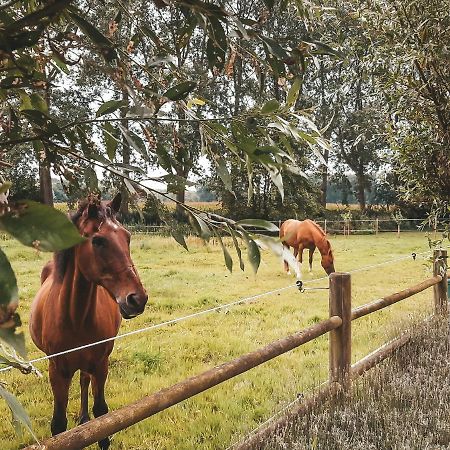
[39,76,54,207]
[39,160,53,206]
[356,170,366,211]
[175,188,186,221]
[319,149,329,207]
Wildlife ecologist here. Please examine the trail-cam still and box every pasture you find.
[0,232,437,449]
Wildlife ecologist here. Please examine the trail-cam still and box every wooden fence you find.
[25,249,448,450]
[123,218,449,237]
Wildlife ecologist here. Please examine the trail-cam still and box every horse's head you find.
[73,193,148,319]
[321,242,335,275]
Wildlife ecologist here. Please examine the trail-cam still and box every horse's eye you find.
[92,236,107,248]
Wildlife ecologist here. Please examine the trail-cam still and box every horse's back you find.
[40,260,54,284]
[280,219,321,248]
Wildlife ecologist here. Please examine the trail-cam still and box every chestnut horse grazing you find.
[29,194,148,449]
[280,219,335,275]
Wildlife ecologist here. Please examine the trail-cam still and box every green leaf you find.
[0,201,85,252]
[84,166,98,192]
[214,157,233,194]
[188,212,211,241]
[261,99,280,114]
[237,219,279,232]
[96,100,125,117]
[118,124,148,158]
[51,53,69,74]
[0,327,27,359]
[18,91,32,111]
[170,228,188,251]
[247,237,261,274]
[212,229,232,272]
[30,93,48,114]
[0,384,36,440]
[0,248,18,306]
[286,77,302,108]
[231,121,257,154]
[226,225,244,271]
[268,167,284,202]
[163,81,197,101]
[261,36,289,60]
[102,122,119,161]
[68,10,117,61]
[155,143,173,172]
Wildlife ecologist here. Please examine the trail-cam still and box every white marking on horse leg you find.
[295,262,302,280]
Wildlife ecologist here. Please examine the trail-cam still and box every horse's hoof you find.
[98,437,110,450]
[287,271,291,275]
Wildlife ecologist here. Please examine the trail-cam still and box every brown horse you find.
[280,219,335,276]
[29,193,148,449]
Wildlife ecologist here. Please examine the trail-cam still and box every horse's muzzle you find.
[119,292,148,319]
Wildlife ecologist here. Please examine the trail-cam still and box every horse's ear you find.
[109,192,122,215]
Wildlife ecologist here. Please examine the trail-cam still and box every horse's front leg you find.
[308,246,315,272]
[79,370,91,424]
[92,358,111,450]
[49,360,73,436]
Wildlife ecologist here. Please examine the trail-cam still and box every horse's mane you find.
[305,219,333,257]
[305,219,326,236]
[53,197,109,281]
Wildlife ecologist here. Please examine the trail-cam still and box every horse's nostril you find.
[126,293,140,309]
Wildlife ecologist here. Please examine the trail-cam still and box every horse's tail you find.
[279,220,288,240]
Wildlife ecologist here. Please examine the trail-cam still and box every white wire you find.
[0,247,434,374]
[0,284,297,373]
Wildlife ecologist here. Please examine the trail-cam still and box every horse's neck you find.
[58,254,98,327]
[316,235,330,256]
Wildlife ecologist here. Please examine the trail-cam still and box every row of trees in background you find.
[0,0,448,233]
[3,0,448,222]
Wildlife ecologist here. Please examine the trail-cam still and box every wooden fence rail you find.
[24,250,448,450]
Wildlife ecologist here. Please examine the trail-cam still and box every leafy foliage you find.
[0,201,84,252]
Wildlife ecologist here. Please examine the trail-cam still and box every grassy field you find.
[0,232,438,449]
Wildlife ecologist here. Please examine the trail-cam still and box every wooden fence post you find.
[324,219,327,235]
[433,249,448,316]
[329,272,352,390]
[375,218,379,235]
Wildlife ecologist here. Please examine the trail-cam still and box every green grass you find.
[0,232,437,449]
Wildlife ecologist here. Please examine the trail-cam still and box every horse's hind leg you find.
[92,358,111,450]
[78,371,91,425]
[49,361,73,436]
[282,243,290,274]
